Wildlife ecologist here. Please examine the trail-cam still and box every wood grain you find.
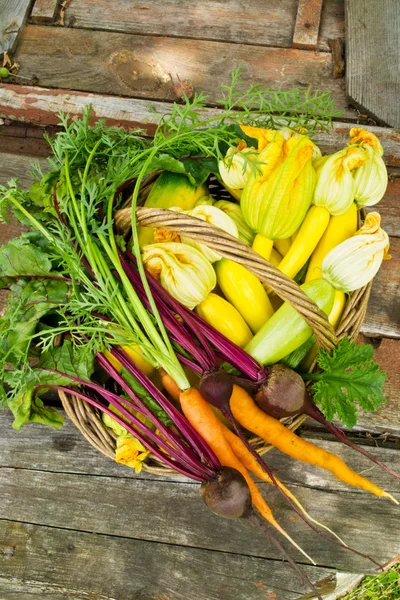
[63,0,344,53]
[362,237,400,339]
[292,0,323,50]
[0,521,336,600]
[0,410,399,572]
[5,85,400,166]
[0,0,33,55]
[346,0,400,128]
[14,25,349,111]
[30,0,59,23]
[1,459,399,572]
[1,409,399,480]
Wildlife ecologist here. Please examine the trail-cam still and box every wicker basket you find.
[59,180,372,475]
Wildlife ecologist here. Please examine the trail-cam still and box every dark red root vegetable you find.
[255,365,400,481]
[202,468,323,600]
[200,371,279,483]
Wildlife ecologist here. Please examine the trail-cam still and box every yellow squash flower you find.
[313,146,369,216]
[142,241,217,308]
[218,145,258,189]
[322,212,390,292]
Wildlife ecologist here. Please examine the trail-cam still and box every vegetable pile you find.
[0,72,397,598]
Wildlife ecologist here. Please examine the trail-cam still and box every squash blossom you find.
[218,144,258,190]
[347,128,388,208]
[141,242,216,309]
[240,131,315,260]
[179,205,239,263]
[322,212,390,292]
[102,409,151,473]
[313,146,368,216]
[214,200,255,245]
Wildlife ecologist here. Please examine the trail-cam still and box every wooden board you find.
[346,0,400,128]
[14,25,350,112]
[292,0,323,50]
[4,85,400,167]
[30,0,59,24]
[63,0,344,53]
[0,411,399,575]
[362,237,400,339]
[0,521,337,600]
[0,0,33,56]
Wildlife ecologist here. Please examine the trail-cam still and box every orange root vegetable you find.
[223,426,348,545]
[179,387,315,564]
[229,385,397,502]
[159,368,181,402]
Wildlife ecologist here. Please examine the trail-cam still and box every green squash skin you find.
[244,279,335,365]
[144,172,208,211]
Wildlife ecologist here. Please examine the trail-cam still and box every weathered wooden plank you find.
[353,337,400,435]
[362,237,400,339]
[0,0,32,56]
[0,151,47,188]
[14,25,350,112]
[366,178,400,239]
[292,0,323,50]
[346,0,400,128]
[4,86,400,166]
[63,0,344,53]
[0,415,399,571]
[30,0,59,24]
[1,409,399,479]
[0,521,337,600]
[1,463,399,572]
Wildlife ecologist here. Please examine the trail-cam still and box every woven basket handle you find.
[136,207,338,352]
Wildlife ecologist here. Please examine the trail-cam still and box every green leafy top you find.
[307,338,387,429]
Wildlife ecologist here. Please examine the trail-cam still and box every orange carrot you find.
[222,425,347,545]
[230,385,397,503]
[179,387,315,563]
[159,368,180,402]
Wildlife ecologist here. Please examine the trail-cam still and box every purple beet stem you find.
[111,347,220,471]
[125,250,266,384]
[40,364,216,479]
[96,352,217,477]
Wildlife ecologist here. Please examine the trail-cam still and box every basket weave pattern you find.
[59,201,371,475]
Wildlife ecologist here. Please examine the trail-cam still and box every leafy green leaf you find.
[38,339,95,383]
[8,387,64,430]
[310,337,387,428]
[0,235,52,288]
[5,340,95,430]
[0,278,69,359]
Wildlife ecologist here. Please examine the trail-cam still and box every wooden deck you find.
[0,1,399,598]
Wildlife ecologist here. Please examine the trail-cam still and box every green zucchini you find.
[145,171,208,210]
[244,279,335,365]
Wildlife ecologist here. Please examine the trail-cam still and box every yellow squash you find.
[277,205,330,280]
[306,202,358,282]
[103,346,154,377]
[215,259,274,333]
[196,293,253,348]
